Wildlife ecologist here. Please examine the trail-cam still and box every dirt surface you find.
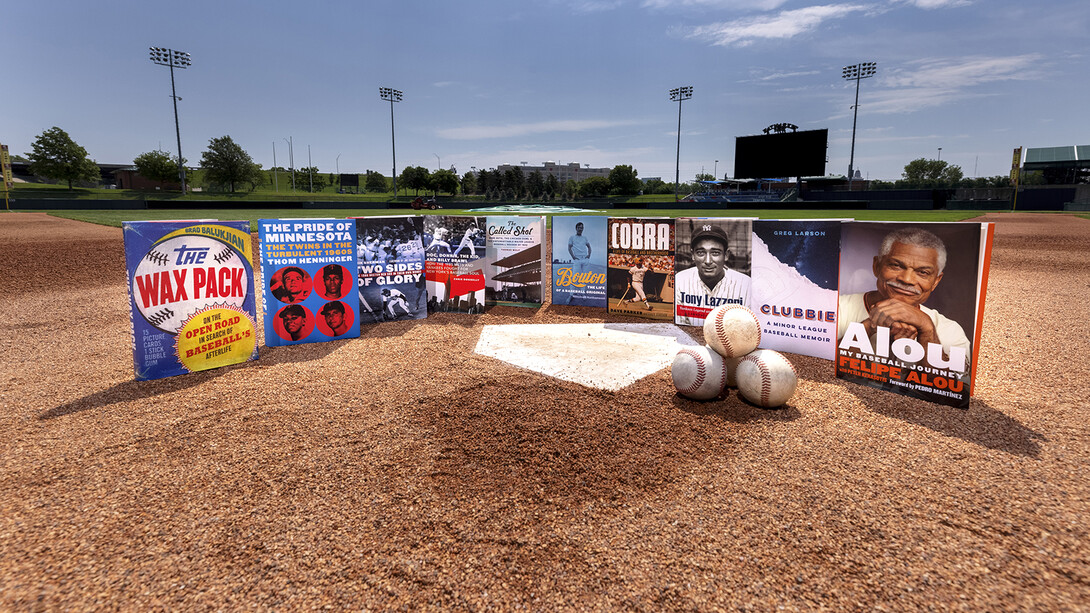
[1,211,1088,611]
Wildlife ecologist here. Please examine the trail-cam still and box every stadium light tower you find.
[669,86,693,201]
[380,87,403,196]
[842,61,876,191]
[149,47,191,193]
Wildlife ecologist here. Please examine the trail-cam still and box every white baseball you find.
[735,349,798,408]
[132,235,250,334]
[671,345,728,401]
[703,304,761,358]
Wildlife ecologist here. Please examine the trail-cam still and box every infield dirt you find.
[1,211,1088,611]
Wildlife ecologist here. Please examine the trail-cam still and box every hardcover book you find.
[354,216,427,323]
[424,215,487,314]
[606,217,675,321]
[483,215,545,307]
[259,218,360,346]
[123,220,258,380]
[674,217,753,327]
[551,215,608,308]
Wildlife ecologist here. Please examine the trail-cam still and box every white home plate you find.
[474,323,699,391]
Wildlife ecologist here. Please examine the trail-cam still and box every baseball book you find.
[258,218,360,347]
[836,221,995,408]
[751,219,843,360]
[551,215,608,308]
[673,217,753,327]
[483,215,545,308]
[354,216,427,324]
[424,215,487,314]
[606,217,675,320]
[123,220,258,381]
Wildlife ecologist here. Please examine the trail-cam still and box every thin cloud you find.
[686,4,871,47]
[898,0,971,8]
[642,0,791,9]
[437,119,645,140]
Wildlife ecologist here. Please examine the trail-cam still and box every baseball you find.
[131,235,250,334]
[703,304,761,358]
[671,345,728,401]
[735,349,798,408]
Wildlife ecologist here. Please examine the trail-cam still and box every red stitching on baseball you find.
[714,308,733,356]
[678,348,706,395]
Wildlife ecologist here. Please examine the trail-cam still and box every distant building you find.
[496,161,610,183]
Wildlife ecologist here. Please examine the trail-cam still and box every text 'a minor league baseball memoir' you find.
[259,218,360,346]
[835,221,994,409]
[607,217,675,321]
[123,220,259,381]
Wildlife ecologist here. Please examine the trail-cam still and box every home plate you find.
[474,323,699,391]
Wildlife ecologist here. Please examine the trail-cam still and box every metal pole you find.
[675,96,683,202]
[273,142,278,193]
[390,99,397,196]
[289,137,295,191]
[848,71,860,191]
[169,62,186,194]
[308,145,313,192]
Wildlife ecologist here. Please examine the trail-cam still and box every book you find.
[258,218,360,346]
[483,215,545,307]
[673,218,753,327]
[551,215,608,308]
[424,215,487,314]
[123,220,258,380]
[606,217,675,320]
[835,221,994,408]
[354,216,428,323]
[751,219,842,359]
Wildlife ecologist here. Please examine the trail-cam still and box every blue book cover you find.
[551,215,607,308]
[123,220,258,380]
[259,218,360,346]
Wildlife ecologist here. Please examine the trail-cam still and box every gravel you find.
[1,211,1087,611]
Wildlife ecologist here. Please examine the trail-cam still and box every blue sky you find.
[4,0,1087,182]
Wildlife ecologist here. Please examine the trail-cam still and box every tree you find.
[431,168,459,195]
[609,164,641,195]
[297,166,325,192]
[365,171,388,193]
[527,170,545,197]
[545,173,560,196]
[901,158,963,187]
[26,126,100,190]
[578,176,611,197]
[694,172,715,182]
[200,135,263,193]
[134,149,185,186]
[643,178,668,194]
[461,171,478,195]
[399,166,431,195]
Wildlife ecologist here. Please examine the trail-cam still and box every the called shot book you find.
[606,217,675,320]
[123,220,258,380]
[673,217,753,327]
[751,219,842,359]
[836,221,994,408]
[259,218,360,346]
[354,216,427,323]
[424,215,487,314]
[551,215,608,308]
[483,215,545,307]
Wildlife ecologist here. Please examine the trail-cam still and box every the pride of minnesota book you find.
[259,218,360,346]
[123,220,258,380]
[606,217,674,320]
[836,221,994,409]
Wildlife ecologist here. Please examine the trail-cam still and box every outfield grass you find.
[29,207,996,232]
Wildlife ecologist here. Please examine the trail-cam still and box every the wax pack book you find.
[258,218,360,346]
[673,217,753,328]
[423,215,487,314]
[751,219,842,360]
[606,217,675,321]
[123,220,258,380]
[551,215,608,308]
[836,221,994,409]
[481,215,545,308]
[354,215,427,323]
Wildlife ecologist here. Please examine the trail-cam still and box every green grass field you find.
[25,207,998,232]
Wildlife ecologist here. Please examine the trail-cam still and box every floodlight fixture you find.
[842,61,877,190]
[380,87,403,195]
[669,85,693,201]
[149,47,191,193]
